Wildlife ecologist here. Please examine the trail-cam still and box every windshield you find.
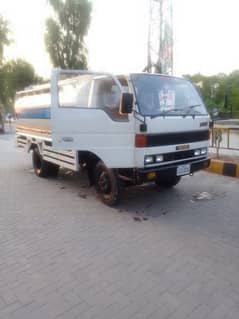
[131,74,207,117]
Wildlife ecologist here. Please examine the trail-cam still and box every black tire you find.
[32,148,59,178]
[155,176,181,188]
[94,161,122,206]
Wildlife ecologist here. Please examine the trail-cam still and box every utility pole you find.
[145,0,173,75]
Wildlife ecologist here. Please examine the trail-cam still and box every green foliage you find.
[0,59,42,112]
[184,71,239,114]
[0,15,42,114]
[0,15,11,64]
[45,0,92,69]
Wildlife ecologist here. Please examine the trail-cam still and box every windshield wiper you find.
[150,108,182,119]
[182,104,202,115]
[150,105,203,119]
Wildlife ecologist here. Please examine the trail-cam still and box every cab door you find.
[51,70,135,168]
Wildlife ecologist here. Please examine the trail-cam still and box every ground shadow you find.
[49,168,184,219]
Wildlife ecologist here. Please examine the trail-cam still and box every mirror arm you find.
[134,109,145,124]
[134,108,147,132]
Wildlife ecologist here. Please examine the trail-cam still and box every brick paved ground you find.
[1,131,239,319]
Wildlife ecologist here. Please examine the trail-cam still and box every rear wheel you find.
[155,176,181,188]
[95,161,122,206]
[32,148,59,177]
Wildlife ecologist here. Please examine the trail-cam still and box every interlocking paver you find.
[1,131,239,319]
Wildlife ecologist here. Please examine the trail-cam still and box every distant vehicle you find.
[211,107,219,118]
[15,70,211,205]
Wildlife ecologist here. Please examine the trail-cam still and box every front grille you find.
[164,150,195,162]
[147,130,209,147]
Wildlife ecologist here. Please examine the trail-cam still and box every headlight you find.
[194,149,201,156]
[145,155,154,164]
[155,155,163,162]
[201,148,207,155]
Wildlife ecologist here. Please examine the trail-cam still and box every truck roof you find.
[16,71,186,97]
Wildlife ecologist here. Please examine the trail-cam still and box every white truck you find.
[15,70,210,205]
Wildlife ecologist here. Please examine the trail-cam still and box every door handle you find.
[62,137,74,142]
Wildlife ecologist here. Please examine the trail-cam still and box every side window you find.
[59,83,76,107]
[91,78,127,121]
[56,73,128,121]
[102,84,121,110]
[75,81,91,107]
[58,74,93,108]
[93,79,120,110]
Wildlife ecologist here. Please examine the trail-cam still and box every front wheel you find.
[94,161,122,206]
[155,176,181,188]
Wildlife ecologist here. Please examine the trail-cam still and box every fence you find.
[211,124,239,151]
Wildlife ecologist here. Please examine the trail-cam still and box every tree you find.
[0,59,42,112]
[184,73,227,112]
[0,15,11,64]
[225,70,239,113]
[0,15,11,119]
[184,71,239,116]
[45,0,92,69]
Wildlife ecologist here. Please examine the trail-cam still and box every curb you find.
[205,159,239,178]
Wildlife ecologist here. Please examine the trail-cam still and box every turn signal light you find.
[135,134,147,147]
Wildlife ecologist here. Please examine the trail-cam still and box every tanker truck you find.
[15,70,210,205]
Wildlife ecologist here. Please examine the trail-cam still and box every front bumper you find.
[136,158,211,183]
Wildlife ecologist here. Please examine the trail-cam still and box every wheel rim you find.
[98,171,112,195]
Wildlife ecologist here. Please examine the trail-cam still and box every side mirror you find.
[119,93,133,114]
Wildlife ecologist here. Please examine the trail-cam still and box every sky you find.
[1,0,239,78]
